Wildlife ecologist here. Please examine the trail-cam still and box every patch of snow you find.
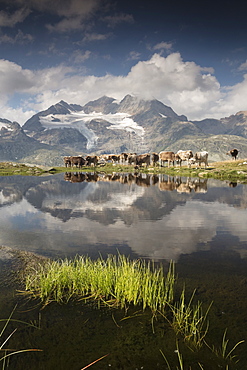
[159,113,167,118]
[0,122,13,133]
[39,110,145,148]
[39,112,99,149]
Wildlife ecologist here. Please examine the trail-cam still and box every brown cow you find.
[151,152,159,166]
[85,155,99,166]
[159,151,177,167]
[70,156,86,168]
[135,153,151,168]
[127,153,137,165]
[120,152,129,164]
[63,156,72,167]
[226,149,239,160]
[110,154,121,164]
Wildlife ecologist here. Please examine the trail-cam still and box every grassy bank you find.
[1,159,247,182]
[51,159,247,183]
[0,162,54,176]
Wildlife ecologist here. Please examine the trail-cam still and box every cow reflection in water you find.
[64,172,86,183]
[64,172,206,192]
[64,172,159,187]
[64,172,99,183]
[159,175,208,193]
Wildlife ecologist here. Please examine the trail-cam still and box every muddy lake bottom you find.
[1,249,247,370]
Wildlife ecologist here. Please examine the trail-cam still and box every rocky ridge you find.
[1,95,247,165]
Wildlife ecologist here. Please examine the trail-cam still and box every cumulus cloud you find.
[2,52,247,124]
[209,74,247,117]
[238,60,247,71]
[0,103,36,124]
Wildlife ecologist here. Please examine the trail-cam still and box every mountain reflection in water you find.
[0,172,247,261]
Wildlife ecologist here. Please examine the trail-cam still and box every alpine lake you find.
[0,161,247,370]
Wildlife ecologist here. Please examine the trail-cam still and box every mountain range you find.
[1,95,247,166]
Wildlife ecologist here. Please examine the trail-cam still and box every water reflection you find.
[0,173,247,261]
[64,172,208,193]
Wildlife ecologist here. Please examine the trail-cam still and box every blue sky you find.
[1,0,247,124]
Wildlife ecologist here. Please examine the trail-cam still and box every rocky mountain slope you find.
[1,95,247,165]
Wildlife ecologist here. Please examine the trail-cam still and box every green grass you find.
[205,329,245,362]
[24,254,245,367]
[0,162,46,176]
[57,159,247,182]
[168,289,212,349]
[25,255,175,314]
[0,306,42,368]
[1,159,247,182]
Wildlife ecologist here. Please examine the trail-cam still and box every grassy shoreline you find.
[1,159,247,182]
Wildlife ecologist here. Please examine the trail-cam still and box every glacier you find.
[39,110,145,149]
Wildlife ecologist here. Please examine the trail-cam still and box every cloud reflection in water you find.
[0,173,246,261]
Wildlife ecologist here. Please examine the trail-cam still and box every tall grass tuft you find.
[169,289,212,349]
[25,255,175,314]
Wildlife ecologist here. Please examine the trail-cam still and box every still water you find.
[1,172,247,369]
[0,172,247,261]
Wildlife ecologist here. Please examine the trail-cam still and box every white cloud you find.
[128,51,141,60]
[2,52,247,124]
[0,104,36,124]
[72,50,92,64]
[46,15,86,33]
[209,74,247,117]
[81,32,111,43]
[0,29,33,44]
[238,60,247,71]
[15,0,100,18]
[153,41,173,51]
[103,13,134,28]
[0,7,30,27]
[2,0,102,32]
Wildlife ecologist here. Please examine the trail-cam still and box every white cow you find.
[176,150,193,167]
[189,151,208,168]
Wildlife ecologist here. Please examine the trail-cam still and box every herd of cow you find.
[63,148,239,169]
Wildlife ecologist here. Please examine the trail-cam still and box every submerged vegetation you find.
[0,306,42,368]
[24,254,244,368]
